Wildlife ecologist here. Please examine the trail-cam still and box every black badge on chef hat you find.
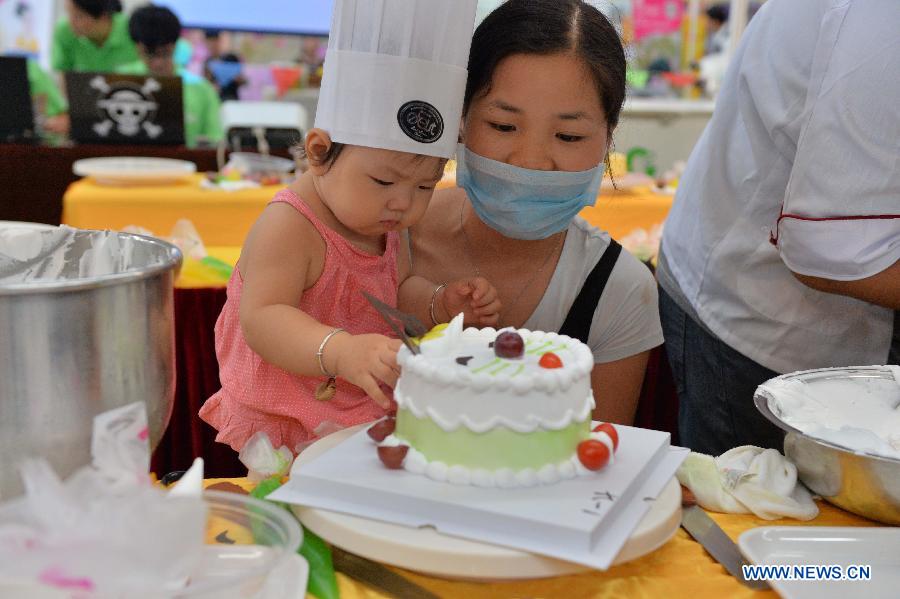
[397,100,444,144]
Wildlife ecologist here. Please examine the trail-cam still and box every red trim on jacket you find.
[769,212,900,246]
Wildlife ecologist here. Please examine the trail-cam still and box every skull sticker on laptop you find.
[90,75,164,139]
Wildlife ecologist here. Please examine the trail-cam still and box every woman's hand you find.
[440,277,502,327]
[328,333,402,409]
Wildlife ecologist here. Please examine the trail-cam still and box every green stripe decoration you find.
[490,362,512,375]
[472,358,501,374]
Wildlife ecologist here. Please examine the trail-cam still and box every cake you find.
[367,314,620,487]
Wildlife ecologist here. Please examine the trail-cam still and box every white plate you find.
[73,157,196,186]
[291,426,682,581]
[739,526,900,599]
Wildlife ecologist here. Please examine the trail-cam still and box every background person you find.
[119,5,223,147]
[52,0,138,73]
[657,0,900,455]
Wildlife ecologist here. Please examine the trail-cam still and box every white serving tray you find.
[73,157,196,186]
[739,526,900,599]
[271,424,687,572]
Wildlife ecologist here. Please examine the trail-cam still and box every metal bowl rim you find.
[754,366,900,466]
[0,231,183,295]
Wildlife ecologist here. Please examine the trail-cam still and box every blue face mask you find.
[455,144,605,240]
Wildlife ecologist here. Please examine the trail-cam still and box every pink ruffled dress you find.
[199,189,399,453]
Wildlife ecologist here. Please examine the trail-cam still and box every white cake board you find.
[272,423,685,569]
[287,426,684,581]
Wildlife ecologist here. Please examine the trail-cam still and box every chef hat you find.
[314,0,478,159]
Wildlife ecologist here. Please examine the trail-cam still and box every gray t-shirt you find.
[523,217,664,363]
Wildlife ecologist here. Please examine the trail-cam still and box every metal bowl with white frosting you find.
[754,366,900,524]
[0,223,182,499]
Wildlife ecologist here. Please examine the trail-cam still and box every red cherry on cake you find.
[367,418,396,443]
[494,331,525,359]
[592,422,619,451]
[577,439,611,471]
[378,444,409,469]
[538,352,563,369]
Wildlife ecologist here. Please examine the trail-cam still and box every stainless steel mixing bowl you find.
[755,366,900,525]
[0,225,182,499]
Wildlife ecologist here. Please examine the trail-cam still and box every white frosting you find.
[589,430,617,465]
[0,225,145,284]
[380,434,594,488]
[761,365,900,461]
[397,320,595,433]
[0,227,46,261]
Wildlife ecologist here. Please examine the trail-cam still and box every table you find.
[63,175,285,246]
[0,143,222,226]
[206,477,878,599]
[63,177,673,246]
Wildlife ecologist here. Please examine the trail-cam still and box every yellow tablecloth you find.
[62,175,285,247]
[582,186,672,240]
[206,477,876,599]
[62,176,672,248]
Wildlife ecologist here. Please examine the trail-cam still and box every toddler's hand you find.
[441,277,501,327]
[331,333,401,409]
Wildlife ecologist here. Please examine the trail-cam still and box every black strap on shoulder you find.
[558,240,623,344]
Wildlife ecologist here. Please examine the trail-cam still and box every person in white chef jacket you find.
[657,0,900,456]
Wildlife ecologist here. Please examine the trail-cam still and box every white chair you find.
[219,101,308,153]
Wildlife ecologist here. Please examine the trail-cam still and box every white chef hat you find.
[314,0,478,159]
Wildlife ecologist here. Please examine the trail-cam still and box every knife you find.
[680,487,769,590]
[362,291,428,355]
[331,545,441,599]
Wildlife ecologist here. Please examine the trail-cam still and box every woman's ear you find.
[305,128,333,174]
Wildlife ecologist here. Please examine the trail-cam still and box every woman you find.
[411,0,663,424]
[52,0,138,73]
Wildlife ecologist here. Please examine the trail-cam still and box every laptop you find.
[65,71,185,145]
[0,56,37,143]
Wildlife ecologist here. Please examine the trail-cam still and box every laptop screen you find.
[65,72,185,146]
[0,56,36,143]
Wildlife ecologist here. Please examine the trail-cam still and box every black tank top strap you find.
[558,240,623,344]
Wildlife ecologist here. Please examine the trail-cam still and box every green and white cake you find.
[368,314,619,487]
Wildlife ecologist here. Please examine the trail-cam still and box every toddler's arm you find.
[238,203,399,407]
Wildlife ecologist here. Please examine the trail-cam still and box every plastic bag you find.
[0,403,207,597]
[239,432,294,483]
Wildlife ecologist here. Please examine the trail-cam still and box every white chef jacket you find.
[660,0,900,374]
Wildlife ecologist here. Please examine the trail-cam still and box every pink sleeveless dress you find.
[199,189,399,453]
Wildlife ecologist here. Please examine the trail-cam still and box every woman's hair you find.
[464,0,626,132]
[71,0,122,19]
[128,5,181,53]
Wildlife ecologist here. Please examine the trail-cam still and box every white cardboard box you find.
[271,425,688,569]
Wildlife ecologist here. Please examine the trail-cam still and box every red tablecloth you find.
[151,287,244,478]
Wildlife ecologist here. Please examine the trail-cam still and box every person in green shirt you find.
[27,60,67,118]
[25,60,71,137]
[52,0,139,73]
[120,6,223,148]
